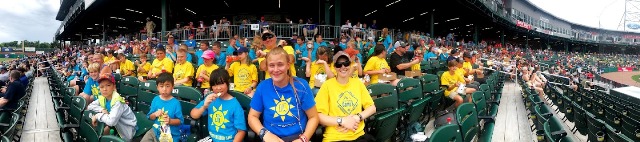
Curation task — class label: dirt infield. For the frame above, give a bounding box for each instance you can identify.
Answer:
[600,71,640,87]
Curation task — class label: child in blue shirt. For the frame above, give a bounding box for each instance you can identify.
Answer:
[191,68,246,142]
[142,72,184,142]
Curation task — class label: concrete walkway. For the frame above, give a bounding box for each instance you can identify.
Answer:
[21,77,61,142]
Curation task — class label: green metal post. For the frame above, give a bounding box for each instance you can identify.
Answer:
[325,0,330,25]
[161,0,167,42]
[430,11,434,38]
[334,0,341,26]
[473,25,479,44]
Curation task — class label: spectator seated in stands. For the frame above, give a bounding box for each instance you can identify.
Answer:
[441,60,474,108]
[388,41,421,85]
[147,47,174,79]
[196,50,220,93]
[142,72,184,142]
[79,63,102,103]
[212,41,227,68]
[303,46,334,90]
[86,73,137,141]
[117,53,135,77]
[0,66,9,86]
[364,45,390,84]
[455,58,480,91]
[195,41,211,66]
[315,51,376,142]
[0,70,26,110]
[190,68,247,142]
[225,47,258,97]
[172,47,194,87]
[17,67,28,87]
[136,54,151,82]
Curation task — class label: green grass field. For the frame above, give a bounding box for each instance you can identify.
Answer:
[0,58,17,62]
[633,74,640,83]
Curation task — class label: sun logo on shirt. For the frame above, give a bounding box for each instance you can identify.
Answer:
[210,105,229,132]
[270,96,295,122]
[90,84,100,96]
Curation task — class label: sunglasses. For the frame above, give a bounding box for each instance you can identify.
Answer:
[334,60,351,68]
[262,33,275,41]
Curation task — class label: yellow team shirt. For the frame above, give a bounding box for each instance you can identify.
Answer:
[173,61,195,86]
[258,46,297,79]
[103,56,115,64]
[411,63,421,71]
[196,64,219,89]
[309,61,329,88]
[455,68,467,83]
[463,61,473,72]
[441,71,465,97]
[151,57,174,75]
[119,59,136,76]
[137,62,151,77]
[228,62,258,92]
[363,56,389,84]
[315,78,374,142]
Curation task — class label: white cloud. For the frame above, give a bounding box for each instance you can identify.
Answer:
[528,0,626,31]
[0,0,60,43]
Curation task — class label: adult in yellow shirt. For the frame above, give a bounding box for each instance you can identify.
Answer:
[196,50,219,93]
[315,52,376,142]
[225,47,258,97]
[148,48,174,79]
[330,44,363,79]
[441,60,474,107]
[363,45,390,84]
[136,54,151,81]
[173,47,195,86]
[257,32,296,79]
[117,53,135,77]
[304,46,334,88]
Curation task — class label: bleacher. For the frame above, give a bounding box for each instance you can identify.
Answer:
[0,67,35,141]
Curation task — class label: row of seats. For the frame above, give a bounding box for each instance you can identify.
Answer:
[544,72,640,142]
[421,68,506,142]
[520,73,575,142]
[0,73,34,142]
[48,67,127,142]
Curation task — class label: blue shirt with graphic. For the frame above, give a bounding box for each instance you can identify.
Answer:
[82,77,100,100]
[250,78,315,137]
[147,96,184,142]
[195,97,246,141]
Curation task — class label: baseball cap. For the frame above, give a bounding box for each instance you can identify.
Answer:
[0,65,6,71]
[202,50,216,60]
[332,51,351,63]
[234,47,249,55]
[98,73,116,84]
[463,52,472,58]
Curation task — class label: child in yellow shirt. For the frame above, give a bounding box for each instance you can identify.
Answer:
[148,48,174,79]
[196,50,220,94]
[136,54,151,81]
[225,47,258,97]
[173,46,195,86]
[363,45,390,84]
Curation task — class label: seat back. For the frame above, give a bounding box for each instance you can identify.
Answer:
[70,96,87,125]
[172,86,202,138]
[114,73,122,91]
[544,116,568,141]
[0,113,19,139]
[397,78,422,102]
[133,112,153,138]
[456,103,479,142]
[429,124,463,142]
[137,80,158,114]
[366,83,404,142]
[367,83,398,113]
[79,111,103,142]
[119,77,140,98]
[420,74,443,110]
[472,91,488,116]
[228,91,257,141]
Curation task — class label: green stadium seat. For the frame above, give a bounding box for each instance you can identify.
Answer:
[78,111,104,142]
[419,74,443,123]
[428,124,462,142]
[229,91,259,142]
[544,117,570,142]
[365,83,405,142]
[137,80,157,114]
[119,77,139,109]
[396,78,428,141]
[172,86,202,141]
[456,103,479,142]
[133,111,153,140]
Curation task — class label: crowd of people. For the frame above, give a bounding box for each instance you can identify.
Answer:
[42,16,640,141]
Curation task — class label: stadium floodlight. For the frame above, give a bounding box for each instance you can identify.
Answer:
[365,10,377,17]
[87,28,93,30]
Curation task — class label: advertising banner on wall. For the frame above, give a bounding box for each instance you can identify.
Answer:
[516,20,532,30]
[618,67,634,72]
[625,22,640,32]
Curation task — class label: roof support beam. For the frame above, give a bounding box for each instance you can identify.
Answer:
[161,0,167,41]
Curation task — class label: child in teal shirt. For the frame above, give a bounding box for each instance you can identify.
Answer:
[141,72,184,142]
[191,68,247,141]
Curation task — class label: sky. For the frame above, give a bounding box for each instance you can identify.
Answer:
[0,0,60,43]
[528,0,627,31]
